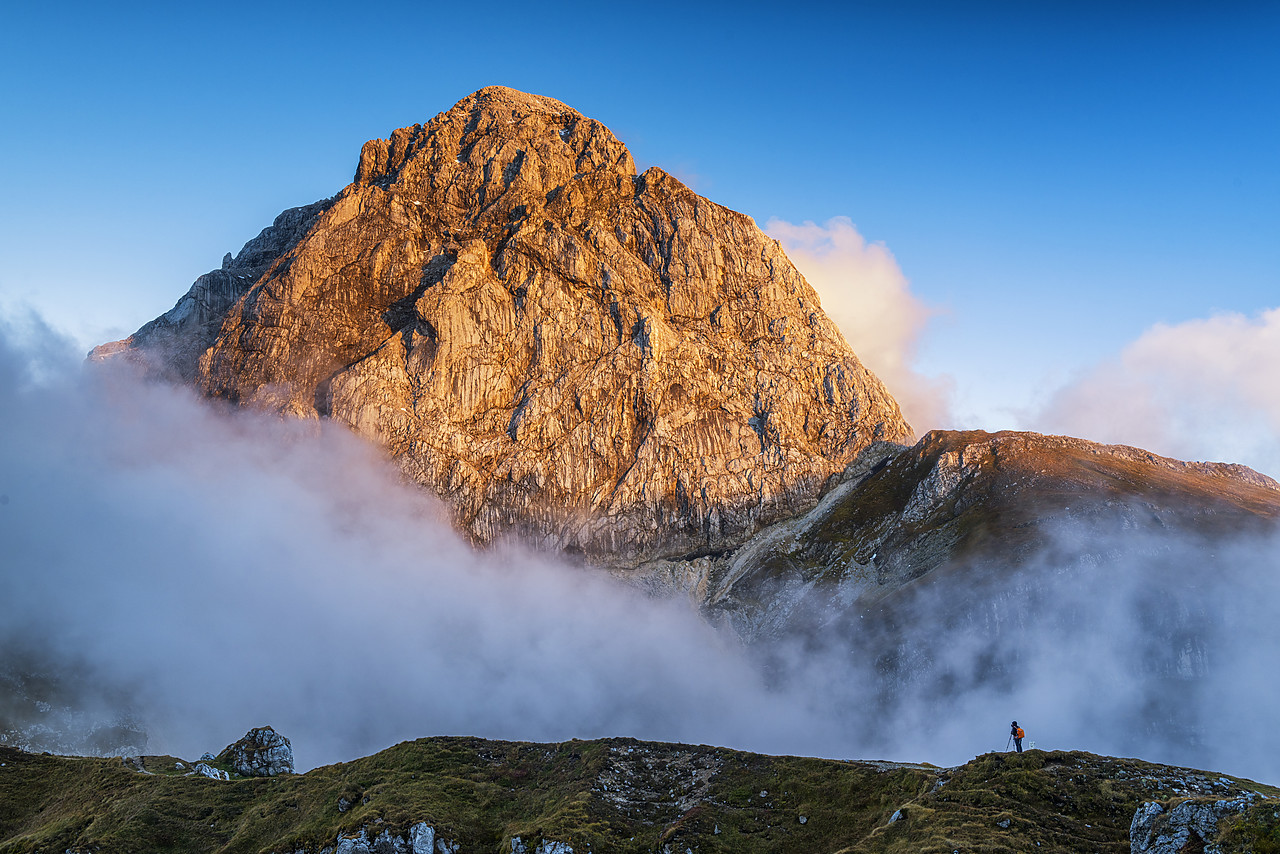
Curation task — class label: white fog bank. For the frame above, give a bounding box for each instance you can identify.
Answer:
[2,314,1278,785]
[0,316,857,770]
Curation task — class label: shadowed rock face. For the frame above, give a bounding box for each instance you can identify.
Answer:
[101,86,911,563]
[89,200,335,381]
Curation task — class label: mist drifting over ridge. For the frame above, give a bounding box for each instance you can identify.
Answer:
[2,316,1279,784]
[0,316,856,770]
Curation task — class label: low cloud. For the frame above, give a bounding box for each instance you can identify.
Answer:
[0,316,857,770]
[766,216,952,433]
[3,314,1278,785]
[1031,307,1280,478]
[776,517,1280,784]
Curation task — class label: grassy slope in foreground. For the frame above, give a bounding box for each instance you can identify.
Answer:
[3,738,1280,854]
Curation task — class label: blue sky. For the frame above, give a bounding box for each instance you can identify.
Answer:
[3,1,1278,469]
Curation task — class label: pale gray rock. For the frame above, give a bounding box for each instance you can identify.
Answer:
[192,761,229,781]
[407,823,435,854]
[511,842,573,854]
[216,725,294,776]
[315,823,442,854]
[1129,793,1263,854]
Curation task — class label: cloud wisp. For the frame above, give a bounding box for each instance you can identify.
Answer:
[766,216,953,433]
[1030,307,1280,478]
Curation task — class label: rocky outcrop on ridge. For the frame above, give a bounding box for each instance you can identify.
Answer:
[319,822,452,854]
[98,86,911,564]
[1130,792,1270,854]
[216,725,294,776]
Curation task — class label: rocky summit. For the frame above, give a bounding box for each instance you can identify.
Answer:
[96,86,910,564]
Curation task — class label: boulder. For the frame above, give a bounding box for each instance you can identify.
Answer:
[192,762,229,781]
[216,725,294,777]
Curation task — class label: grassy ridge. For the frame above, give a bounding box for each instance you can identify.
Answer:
[1,738,1277,853]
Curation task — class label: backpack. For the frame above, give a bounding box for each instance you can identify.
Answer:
[1015,727,1025,739]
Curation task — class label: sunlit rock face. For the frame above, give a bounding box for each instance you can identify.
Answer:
[101,86,911,564]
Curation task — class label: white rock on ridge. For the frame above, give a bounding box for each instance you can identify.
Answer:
[407,823,435,854]
[191,762,229,781]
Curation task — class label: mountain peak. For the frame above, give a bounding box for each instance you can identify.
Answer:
[353,85,634,198]
[453,85,581,117]
[100,88,912,563]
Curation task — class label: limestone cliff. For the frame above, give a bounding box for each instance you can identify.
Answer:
[100,86,912,563]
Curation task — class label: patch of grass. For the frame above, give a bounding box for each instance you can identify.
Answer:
[1218,803,1280,854]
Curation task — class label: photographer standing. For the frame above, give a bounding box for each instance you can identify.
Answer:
[1010,721,1025,753]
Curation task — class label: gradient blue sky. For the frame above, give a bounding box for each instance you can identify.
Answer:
[3,2,1277,464]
